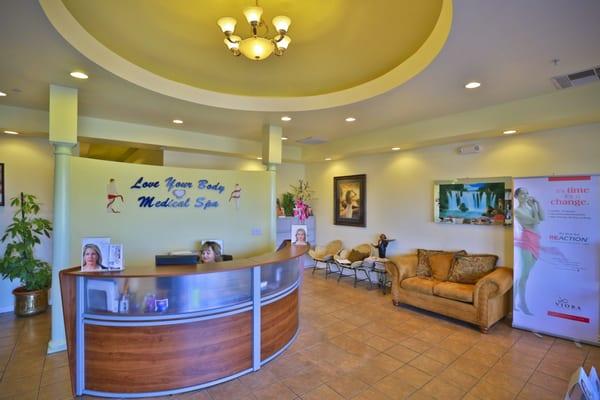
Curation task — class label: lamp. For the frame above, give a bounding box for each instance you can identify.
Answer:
[217,1,291,61]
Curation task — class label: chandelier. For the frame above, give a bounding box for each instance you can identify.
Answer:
[217,2,291,61]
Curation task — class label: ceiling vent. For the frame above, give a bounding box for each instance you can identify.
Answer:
[297,136,328,144]
[552,66,600,89]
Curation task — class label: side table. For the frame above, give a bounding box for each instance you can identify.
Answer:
[364,257,390,294]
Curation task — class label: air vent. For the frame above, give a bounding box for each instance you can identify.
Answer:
[552,66,600,89]
[297,136,328,144]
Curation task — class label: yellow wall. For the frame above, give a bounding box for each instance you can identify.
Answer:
[0,136,54,312]
[69,157,274,267]
[306,124,600,266]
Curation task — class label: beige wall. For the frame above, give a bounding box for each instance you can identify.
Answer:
[0,136,54,312]
[306,124,600,266]
[163,150,306,203]
[69,157,274,266]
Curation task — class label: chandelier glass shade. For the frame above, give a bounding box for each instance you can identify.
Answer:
[217,4,291,61]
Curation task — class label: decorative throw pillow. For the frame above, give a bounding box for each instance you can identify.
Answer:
[416,249,466,277]
[347,249,369,263]
[447,254,499,284]
[428,253,456,281]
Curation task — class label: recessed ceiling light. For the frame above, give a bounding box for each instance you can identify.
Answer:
[281,116,292,122]
[391,147,401,151]
[465,81,481,89]
[325,157,332,161]
[345,117,356,122]
[172,119,183,124]
[70,71,88,79]
[503,129,517,135]
[257,157,263,160]
[0,91,6,97]
[4,130,19,135]
[281,136,288,141]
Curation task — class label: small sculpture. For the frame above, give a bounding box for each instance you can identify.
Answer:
[372,234,395,258]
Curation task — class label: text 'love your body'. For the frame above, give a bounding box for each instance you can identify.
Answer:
[130,177,225,209]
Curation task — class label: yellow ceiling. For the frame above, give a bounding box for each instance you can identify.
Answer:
[61,0,444,97]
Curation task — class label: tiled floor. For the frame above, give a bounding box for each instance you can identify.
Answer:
[0,269,598,399]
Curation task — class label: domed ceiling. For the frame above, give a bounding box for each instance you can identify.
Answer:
[44,0,451,111]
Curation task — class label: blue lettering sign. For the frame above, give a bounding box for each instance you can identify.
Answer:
[197,179,225,194]
[131,177,160,189]
[165,177,193,193]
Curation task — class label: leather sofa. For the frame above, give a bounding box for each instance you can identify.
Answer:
[385,254,513,333]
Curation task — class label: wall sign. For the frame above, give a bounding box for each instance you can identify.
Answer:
[130,176,227,210]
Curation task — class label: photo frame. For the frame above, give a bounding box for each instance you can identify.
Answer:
[0,163,4,206]
[291,224,308,245]
[433,177,512,225]
[81,237,110,271]
[334,174,366,227]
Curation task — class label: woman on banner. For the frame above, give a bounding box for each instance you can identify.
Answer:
[514,187,544,315]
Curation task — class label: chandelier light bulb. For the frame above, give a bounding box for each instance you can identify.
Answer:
[272,15,291,33]
[224,35,241,55]
[275,35,291,51]
[243,6,263,25]
[218,5,291,61]
[240,37,274,60]
[217,17,237,34]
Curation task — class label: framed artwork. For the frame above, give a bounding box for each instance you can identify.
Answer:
[291,224,308,245]
[0,163,4,206]
[433,177,512,225]
[334,174,366,227]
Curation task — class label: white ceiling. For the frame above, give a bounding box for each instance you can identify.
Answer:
[0,0,599,148]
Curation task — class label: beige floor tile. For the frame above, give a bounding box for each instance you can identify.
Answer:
[282,367,327,396]
[385,344,420,363]
[390,364,433,389]
[325,374,369,399]
[373,375,418,400]
[516,382,562,400]
[419,377,465,400]
[37,378,73,400]
[438,365,478,391]
[238,367,280,391]
[468,380,516,400]
[301,384,344,400]
[527,371,568,395]
[399,337,433,354]
[253,382,297,400]
[422,347,458,365]
[408,355,445,376]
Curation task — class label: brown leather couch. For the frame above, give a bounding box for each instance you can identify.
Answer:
[385,255,513,333]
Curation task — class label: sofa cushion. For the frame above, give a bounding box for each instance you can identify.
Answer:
[448,254,498,284]
[348,249,369,263]
[416,249,467,277]
[428,253,456,281]
[433,281,474,303]
[401,277,438,295]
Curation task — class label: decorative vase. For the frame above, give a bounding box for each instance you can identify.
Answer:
[12,287,48,317]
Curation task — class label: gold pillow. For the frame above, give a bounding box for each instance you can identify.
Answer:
[447,254,498,284]
[428,253,456,281]
[348,249,369,263]
[416,249,466,277]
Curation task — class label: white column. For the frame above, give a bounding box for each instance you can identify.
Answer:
[263,125,282,249]
[47,143,73,353]
[47,85,77,354]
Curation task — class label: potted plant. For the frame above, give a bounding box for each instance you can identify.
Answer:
[281,192,295,217]
[0,192,52,316]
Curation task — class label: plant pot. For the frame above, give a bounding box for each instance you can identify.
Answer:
[12,287,48,317]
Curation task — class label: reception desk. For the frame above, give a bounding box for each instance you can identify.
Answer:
[60,243,307,398]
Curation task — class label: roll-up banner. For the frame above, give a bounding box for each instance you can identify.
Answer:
[513,175,599,345]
